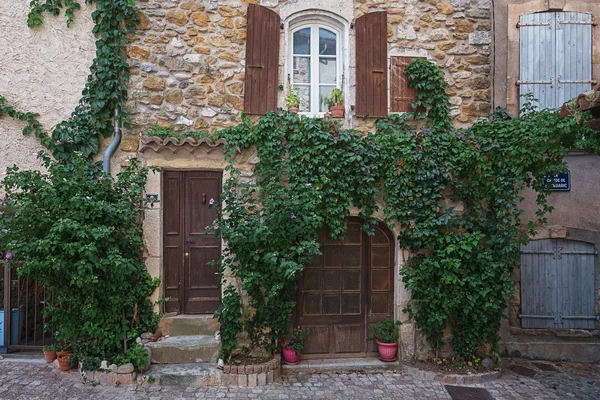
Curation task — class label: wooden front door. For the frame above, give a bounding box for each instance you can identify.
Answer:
[163,171,221,314]
[297,220,395,358]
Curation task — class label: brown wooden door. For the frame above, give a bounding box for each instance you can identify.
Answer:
[297,219,395,358]
[163,171,221,314]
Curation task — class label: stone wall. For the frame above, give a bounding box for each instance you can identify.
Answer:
[0,2,96,191]
[126,0,493,140]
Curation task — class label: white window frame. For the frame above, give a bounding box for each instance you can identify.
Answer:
[285,12,349,118]
[290,22,342,116]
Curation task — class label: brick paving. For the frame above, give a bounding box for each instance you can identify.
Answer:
[0,361,598,399]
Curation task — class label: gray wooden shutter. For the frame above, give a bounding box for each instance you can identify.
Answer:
[519,13,556,110]
[555,12,594,106]
[520,239,596,329]
[519,12,594,110]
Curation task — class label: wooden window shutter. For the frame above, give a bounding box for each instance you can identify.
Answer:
[355,11,388,118]
[390,56,418,113]
[244,5,280,115]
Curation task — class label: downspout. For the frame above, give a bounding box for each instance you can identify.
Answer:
[103,107,121,174]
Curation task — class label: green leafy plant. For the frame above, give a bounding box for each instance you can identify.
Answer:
[368,318,401,344]
[43,344,59,351]
[283,327,310,354]
[0,152,160,369]
[328,88,344,107]
[214,284,242,362]
[147,124,220,142]
[285,87,301,108]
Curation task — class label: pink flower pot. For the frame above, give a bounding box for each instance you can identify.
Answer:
[376,340,398,362]
[281,340,301,365]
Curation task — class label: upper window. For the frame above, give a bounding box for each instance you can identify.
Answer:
[518,12,594,111]
[291,24,341,115]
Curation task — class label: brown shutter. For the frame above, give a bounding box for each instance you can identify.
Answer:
[355,12,388,118]
[390,56,418,113]
[244,5,280,115]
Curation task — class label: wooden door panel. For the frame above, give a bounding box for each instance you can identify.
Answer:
[302,325,330,355]
[163,171,222,315]
[334,324,364,353]
[184,171,221,314]
[163,172,184,313]
[297,220,395,358]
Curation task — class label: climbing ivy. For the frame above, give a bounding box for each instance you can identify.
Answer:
[0,0,139,161]
[210,60,597,361]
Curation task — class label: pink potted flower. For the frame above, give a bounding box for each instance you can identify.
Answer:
[281,327,310,365]
[369,318,401,362]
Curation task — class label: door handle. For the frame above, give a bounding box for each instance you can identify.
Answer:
[185,252,189,257]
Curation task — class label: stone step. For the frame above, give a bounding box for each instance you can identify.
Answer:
[146,335,221,364]
[146,363,222,387]
[157,314,220,337]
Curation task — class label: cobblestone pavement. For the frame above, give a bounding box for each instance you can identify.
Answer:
[0,361,598,400]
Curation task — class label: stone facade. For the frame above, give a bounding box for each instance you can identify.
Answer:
[125,0,493,140]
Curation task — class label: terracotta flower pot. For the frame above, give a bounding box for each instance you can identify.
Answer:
[43,350,57,363]
[376,339,398,362]
[56,350,72,358]
[329,105,344,119]
[58,355,71,371]
[288,107,299,114]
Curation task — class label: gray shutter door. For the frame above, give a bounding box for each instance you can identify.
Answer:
[555,12,594,107]
[520,239,596,329]
[519,13,556,110]
[520,239,557,329]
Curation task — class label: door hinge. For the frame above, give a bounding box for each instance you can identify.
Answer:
[557,16,596,29]
[517,19,552,29]
[516,78,554,88]
[557,76,597,88]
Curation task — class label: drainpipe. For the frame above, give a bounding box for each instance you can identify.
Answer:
[103,107,122,174]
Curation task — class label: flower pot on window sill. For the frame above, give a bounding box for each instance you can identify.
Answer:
[329,105,344,118]
[288,107,299,114]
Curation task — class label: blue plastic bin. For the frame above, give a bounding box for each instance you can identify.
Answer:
[0,308,24,346]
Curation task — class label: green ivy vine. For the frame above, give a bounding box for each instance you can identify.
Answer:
[210,60,598,361]
[0,0,139,161]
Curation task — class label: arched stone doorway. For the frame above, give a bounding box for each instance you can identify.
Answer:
[296,218,395,358]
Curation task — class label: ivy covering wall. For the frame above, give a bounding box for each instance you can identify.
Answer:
[211,60,599,361]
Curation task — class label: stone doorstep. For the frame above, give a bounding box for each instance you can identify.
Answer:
[146,335,220,364]
[83,370,139,386]
[147,363,222,387]
[282,357,401,373]
[156,314,221,337]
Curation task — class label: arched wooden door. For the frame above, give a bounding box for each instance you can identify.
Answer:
[296,219,395,358]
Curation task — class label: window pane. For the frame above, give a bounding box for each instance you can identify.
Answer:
[319,58,337,84]
[319,86,334,113]
[319,28,336,56]
[294,28,311,55]
[293,57,311,84]
[296,86,311,112]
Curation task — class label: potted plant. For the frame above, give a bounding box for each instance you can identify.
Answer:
[369,318,401,362]
[281,327,310,365]
[42,345,58,363]
[328,88,344,118]
[57,354,72,371]
[286,87,301,114]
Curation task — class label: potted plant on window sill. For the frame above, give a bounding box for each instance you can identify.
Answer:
[328,88,344,118]
[281,327,310,365]
[369,318,401,362]
[286,87,301,114]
